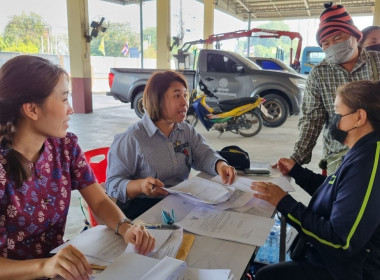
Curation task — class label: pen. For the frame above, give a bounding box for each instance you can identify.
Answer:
[152,173,157,190]
[142,223,180,230]
[90,264,107,270]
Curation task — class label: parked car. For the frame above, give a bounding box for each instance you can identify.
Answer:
[107,49,306,127]
[248,57,298,74]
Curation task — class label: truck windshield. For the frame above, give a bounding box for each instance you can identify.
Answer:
[235,54,262,70]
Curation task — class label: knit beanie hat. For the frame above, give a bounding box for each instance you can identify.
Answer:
[316,2,362,46]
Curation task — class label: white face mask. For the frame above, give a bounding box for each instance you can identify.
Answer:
[324,36,356,64]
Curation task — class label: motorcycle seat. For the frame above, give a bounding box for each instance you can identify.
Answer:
[218,97,258,112]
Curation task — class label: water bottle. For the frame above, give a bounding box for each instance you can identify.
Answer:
[267,230,276,263]
[256,238,269,262]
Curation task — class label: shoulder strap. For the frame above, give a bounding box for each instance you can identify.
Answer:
[368,52,379,81]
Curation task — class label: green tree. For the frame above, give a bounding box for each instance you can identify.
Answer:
[3,12,50,53]
[249,21,294,63]
[0,35,5,51]
[143,27,157,58]
[90,21,139,57]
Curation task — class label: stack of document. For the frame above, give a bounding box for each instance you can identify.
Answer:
[95,253,232,280]
[177,207,274,246]
[165,176,233,204]
[51,225,182,266]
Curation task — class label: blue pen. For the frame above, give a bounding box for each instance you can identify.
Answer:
[143,223,179,230]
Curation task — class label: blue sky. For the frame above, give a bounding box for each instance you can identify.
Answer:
[0,0,374,47]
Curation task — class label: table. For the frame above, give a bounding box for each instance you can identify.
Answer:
[136,172,279,279]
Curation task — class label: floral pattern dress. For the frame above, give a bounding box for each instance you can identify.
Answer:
[0,133,96,260]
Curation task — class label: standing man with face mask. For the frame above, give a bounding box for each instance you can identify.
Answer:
[281,2,380,175]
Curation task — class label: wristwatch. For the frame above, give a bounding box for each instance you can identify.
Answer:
[114,217,133,235]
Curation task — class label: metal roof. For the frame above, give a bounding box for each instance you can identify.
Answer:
[211,0,375,21]
[100,0,375,21]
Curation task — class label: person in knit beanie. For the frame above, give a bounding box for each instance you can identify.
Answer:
[276,1,380,179]
[316,2,362,47]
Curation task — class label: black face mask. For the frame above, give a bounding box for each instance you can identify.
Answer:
[365,44,380,52]
[328,112,357,144]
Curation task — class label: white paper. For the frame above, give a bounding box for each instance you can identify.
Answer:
[51,225,125,266]
[125,228,175,257]
[95,253,230,280]
[177,208,274,246]
[213,189,253,211]
[51,225,175,265]
[165,176,231,204]
[152,227,184,259]
[235,175,295,192]
[181,267,230,280]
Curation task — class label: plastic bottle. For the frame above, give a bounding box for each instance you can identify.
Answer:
[267,230,276,263]
[256,238,269,262]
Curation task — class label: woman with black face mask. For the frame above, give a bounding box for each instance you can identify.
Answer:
[359,25,380,52]
[251,81,380,280]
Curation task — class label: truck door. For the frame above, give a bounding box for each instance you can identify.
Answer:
[200,52,246,108]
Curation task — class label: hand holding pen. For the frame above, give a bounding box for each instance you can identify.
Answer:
[140,174,168,197]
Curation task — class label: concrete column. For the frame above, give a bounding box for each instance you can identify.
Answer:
[156,0,171,69]
[203,0,215,49]
[66,0,93,113]
[374,0,380,26]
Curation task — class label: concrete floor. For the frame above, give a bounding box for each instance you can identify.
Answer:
[64,93,323,240]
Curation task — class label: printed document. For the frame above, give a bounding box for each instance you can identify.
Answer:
[177,208,274,246]
[95,253,231,280]
[165,176,232,204]
[51,225,177,265]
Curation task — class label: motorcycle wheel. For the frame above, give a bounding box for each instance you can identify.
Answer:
[185,112,198,127]
[237,110,262,137]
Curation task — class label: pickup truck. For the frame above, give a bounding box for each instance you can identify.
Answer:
[107,49,306,127]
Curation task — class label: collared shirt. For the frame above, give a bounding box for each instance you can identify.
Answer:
[105,114,224,203]
[292,48,380,164]
[0,133,96,260]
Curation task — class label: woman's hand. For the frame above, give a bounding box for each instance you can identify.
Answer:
[140,177,168,197]
[41,244,92,280]
[124,224,156,255]
[273,158,296,175]
[216,160,237,184]
[251,182,287,207]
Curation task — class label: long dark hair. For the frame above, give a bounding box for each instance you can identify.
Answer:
[0,55,67,187]
[337,80,380,131]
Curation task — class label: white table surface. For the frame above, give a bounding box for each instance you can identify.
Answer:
[136,172,278,279]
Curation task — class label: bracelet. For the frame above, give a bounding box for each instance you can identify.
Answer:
[114,218,132,235]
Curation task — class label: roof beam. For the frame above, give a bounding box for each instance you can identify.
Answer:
[236,0,257,18]
[303,0,311,16]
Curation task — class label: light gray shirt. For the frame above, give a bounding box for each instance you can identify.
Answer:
[105,114,224,202]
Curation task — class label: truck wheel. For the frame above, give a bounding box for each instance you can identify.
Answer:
[237,110,262,137]
[185,106,198,126]
[133,91,145,118]
[261,94,289,127]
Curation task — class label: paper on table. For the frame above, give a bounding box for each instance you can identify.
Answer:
[182,267,231,280]
[177,208,275,246]
[125,228,177,258]
[95,253,230,280]
[51,225,125,266]
[213,189,253,211]
[51,225,174,265]
[165,176,232,204]
[152,227,184,259]
[235,175,295,192]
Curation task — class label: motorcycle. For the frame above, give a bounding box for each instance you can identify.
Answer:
[186,81,265,137]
